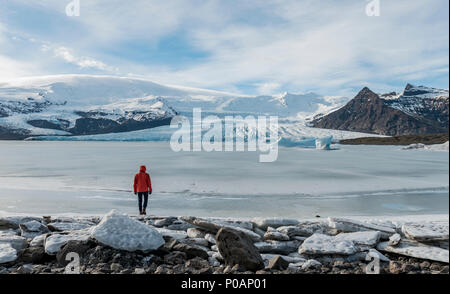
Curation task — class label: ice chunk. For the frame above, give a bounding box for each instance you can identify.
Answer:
[299,233,357,255]
[0,243,17,264]
[44,229,91,255]
[91,210,164,252]
[155,228,187,240]
[300,231,381,255]
[388,233,401,246]
[0,235,28,251]
[251,218,300,230]
[377,240,449,263]
[402,223,449,242]
[315,136,332,150]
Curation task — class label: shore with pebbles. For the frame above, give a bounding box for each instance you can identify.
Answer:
[0,211,448,274]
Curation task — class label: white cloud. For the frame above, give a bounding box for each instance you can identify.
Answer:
[0,0,448,95]
[52,46,117,72]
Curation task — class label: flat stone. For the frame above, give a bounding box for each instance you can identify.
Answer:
[402,223,449,242]
[154,228,187,240]
[181,217,261,242]
[299,233,357,255]
[47,221,94,232]
[264,231,290,241]
[254,240,300,255]
[377,240,449,263]
[188,238,209,247]
[267,256,289,270]
[251,218,300,230]
[334,231,382,247]
[300,231,382,255]
[261,253,306,265]
[328,217,396,236]
[153,217,177,228]
[205,218,254,230]
[276,225,315,237]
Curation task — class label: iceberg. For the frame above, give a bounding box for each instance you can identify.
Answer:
[315,136,333,150]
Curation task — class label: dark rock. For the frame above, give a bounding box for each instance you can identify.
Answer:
[389,261,403,274]
[185,257,210,270]
[18,247,49,264]
[231,264,247,273]
[267,256,289,270]
[164,251,187,265]
[216,227,264,271]
[57,240,95,266]
[172,242,209,260]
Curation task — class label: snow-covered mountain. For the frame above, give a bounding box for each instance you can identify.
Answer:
[0,75,348,140]
[381,84,449,128]
[313,85,449,136]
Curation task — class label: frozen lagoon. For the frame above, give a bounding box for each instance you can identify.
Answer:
[0,141,448,218]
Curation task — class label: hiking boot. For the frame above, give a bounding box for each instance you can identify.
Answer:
[142,210,147,215]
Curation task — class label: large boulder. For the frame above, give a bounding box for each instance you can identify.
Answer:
[91,210,164,252]
[216,227,264,271]
[0,243,17,264]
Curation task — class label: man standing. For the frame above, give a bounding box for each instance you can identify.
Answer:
[133,165,152,215]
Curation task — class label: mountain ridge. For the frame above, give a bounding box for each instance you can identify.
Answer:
[312,84,449,136]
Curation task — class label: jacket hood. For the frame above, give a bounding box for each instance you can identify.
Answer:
[139,165,146,172]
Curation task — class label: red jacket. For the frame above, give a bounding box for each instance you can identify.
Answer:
[134,165,152,193]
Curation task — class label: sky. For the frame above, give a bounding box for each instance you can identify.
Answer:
[0,0,448,97]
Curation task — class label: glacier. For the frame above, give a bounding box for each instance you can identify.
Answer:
[0,74,382,146]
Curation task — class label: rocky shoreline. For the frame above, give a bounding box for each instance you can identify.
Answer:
[0,211,448,275]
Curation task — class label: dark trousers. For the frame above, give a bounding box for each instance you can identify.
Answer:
[137,192,149,212]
